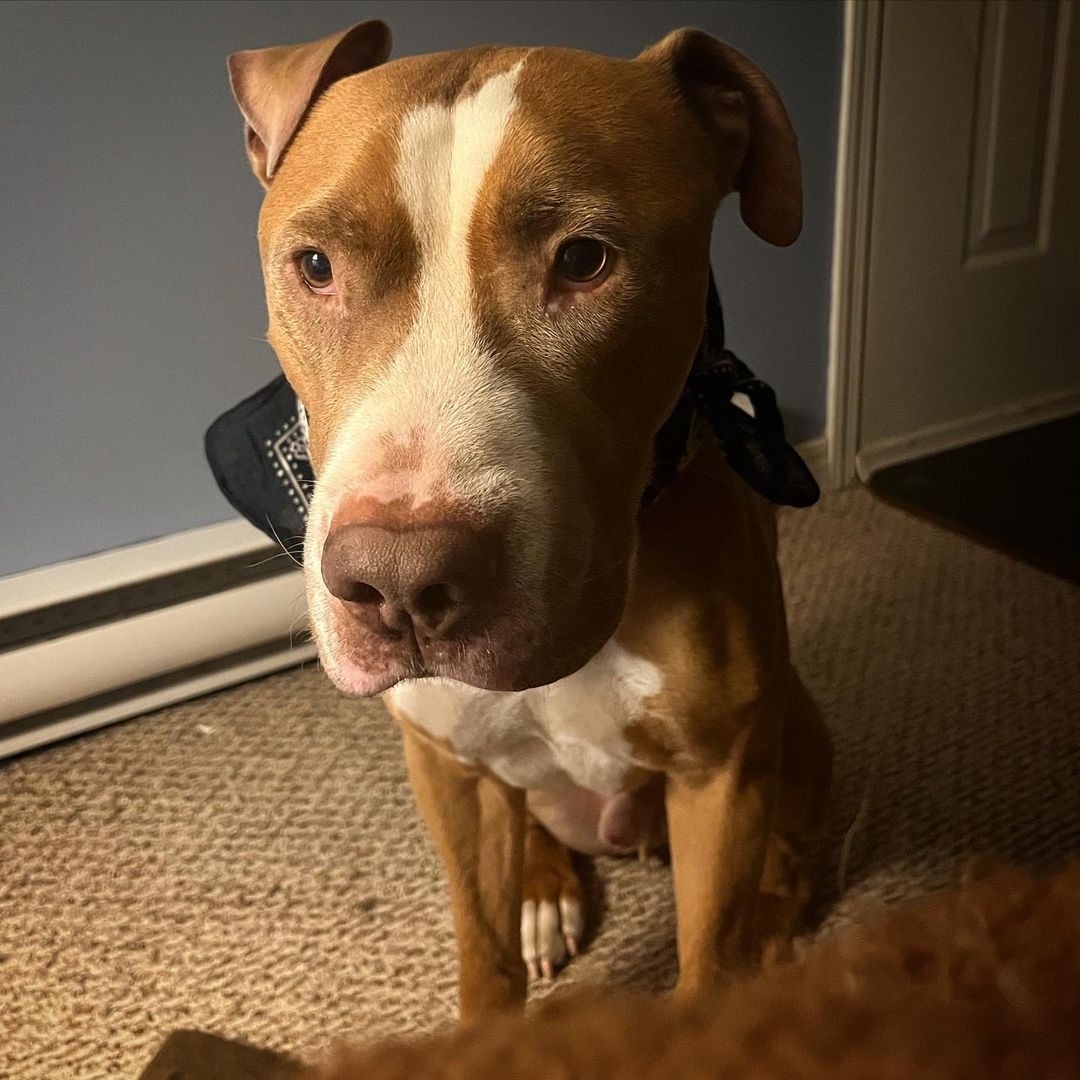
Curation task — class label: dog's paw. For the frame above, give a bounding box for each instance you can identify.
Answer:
[522,824,585,981]
[521,891,585,982]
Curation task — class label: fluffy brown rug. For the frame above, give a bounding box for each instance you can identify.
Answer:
[319,863,1080,1080]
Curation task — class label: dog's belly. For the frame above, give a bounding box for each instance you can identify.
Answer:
[387,638,663,795]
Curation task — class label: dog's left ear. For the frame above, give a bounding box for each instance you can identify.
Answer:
[227,20,392,186]
[640,28,801,246]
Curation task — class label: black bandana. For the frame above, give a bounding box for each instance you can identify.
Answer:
[205,270,818,560]
[644,271,819,509]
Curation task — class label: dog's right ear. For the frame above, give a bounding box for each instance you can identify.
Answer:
[227,20,392,187]
[639,29,801,246]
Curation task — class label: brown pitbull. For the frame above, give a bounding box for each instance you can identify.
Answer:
[228,19,831,1020]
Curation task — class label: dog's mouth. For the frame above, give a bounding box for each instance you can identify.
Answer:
[316,619,577,696]
[312,557,629,697]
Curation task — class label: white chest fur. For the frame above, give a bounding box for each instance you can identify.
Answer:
[386,640,663,795]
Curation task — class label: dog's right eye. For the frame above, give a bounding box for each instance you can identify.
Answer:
[298,250,336,294]
[554,237,608,284]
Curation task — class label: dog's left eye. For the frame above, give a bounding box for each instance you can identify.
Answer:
[298,250,336,294]
[554,237,608,284]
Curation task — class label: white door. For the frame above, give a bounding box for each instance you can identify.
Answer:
[855,0,1080,477]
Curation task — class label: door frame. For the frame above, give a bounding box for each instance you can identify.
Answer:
[826,0,1080,487]
[826,0,885,490]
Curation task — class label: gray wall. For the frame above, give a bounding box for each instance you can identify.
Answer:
[0,0,841,577]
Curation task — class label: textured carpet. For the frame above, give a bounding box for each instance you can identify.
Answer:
[1,486,1078,1080]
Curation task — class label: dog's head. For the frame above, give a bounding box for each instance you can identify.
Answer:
[228,21,800,695]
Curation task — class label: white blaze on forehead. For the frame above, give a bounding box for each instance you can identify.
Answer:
[398,61,524,262]
[312,57,549,588]
[354,60,534,510]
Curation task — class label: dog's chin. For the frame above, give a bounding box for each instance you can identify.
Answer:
[318,642,602,697]
[316,606,621,697]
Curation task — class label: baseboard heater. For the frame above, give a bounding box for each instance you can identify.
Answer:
[0,520,315,760]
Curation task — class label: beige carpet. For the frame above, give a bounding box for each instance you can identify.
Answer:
[1,486,1078,1079]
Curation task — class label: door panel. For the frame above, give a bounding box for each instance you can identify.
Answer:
[965,0,1062,264]
[857,0,1079,470]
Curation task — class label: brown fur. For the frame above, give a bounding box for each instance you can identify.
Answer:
[229,20,826,1017]
[384,438,832,1016]
[316,863,1080,1079]
[400,721,528,1018]
[522,815,583,913]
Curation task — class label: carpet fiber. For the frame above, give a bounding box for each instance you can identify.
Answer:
[2,486,1078,1079]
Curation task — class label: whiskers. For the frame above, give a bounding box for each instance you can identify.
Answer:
[258,516,305,569]
[287,603,313,649]
[246,547,301,570]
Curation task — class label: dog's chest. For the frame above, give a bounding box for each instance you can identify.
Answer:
[387,641,663,794]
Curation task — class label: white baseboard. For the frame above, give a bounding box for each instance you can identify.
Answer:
[0,638,317,760]
[0,517,276,620]
[855,385,1080,479]
[0,517,314,758]
[0,571,311,726]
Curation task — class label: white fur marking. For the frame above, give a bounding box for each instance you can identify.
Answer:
[312,59,549,592]
[387,639,665,795]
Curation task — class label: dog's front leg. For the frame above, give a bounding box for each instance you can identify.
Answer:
[400,721,527,1020]
[666,722,780,998]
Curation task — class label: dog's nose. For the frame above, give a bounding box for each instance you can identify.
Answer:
[320,520,501,640]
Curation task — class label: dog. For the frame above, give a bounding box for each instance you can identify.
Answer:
[315,863,1080,1079]
[227,19,832,1019]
